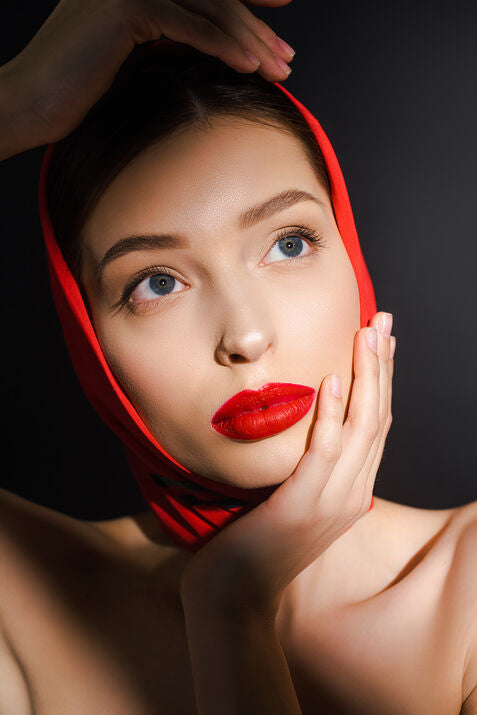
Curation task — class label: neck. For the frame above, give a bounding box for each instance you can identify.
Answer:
[124,496,387,616]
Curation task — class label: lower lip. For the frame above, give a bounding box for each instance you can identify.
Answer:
[211,394,315,441]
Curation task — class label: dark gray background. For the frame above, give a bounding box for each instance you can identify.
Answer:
[2,0,476,519]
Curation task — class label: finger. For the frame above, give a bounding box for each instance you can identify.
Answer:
[135,0,263,75]
[363,409,392,504]
[350,312,392,505]
[362,334,395,500]
[175,0,294,80]
[229,0,295,78]
[218,0,296,64]
[268,373,344,519]
[359,314,393,499]
[230,1,295,60]
[331,327,381,501]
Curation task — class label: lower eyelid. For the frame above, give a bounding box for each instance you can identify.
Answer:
[126,288,185,315]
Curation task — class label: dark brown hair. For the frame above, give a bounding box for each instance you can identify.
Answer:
[46,40,331,283]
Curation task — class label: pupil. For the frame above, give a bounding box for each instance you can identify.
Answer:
[149,274,174,296]
[279,235,302,258]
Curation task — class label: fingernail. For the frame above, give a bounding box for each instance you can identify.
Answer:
[331,374,342,398]
[276,37,295,58]
[367,327,378,353]
[273,54,292,75]
[245,51,261,66]
[379,312,393,337]
[390,336,396,359]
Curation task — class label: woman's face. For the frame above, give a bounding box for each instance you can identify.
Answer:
[80,117,360,488]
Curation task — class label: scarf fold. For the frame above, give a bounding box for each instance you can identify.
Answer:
[38,40,377,552]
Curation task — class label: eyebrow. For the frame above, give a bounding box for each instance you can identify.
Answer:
[95,188,325,283]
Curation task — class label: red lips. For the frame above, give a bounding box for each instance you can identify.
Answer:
[211,382,316,440]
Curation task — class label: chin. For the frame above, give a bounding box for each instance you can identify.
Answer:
[190,425,311,490]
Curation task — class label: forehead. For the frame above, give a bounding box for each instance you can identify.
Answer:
[82,118,331,247]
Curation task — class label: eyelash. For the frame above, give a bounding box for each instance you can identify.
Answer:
[116,224,326,315]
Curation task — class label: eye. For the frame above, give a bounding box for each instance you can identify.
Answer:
[117,224,325,315]
[266,233,313,264]
[264,225,325,265]
[129,271,186,304]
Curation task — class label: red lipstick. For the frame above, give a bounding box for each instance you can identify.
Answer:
[211,382,316,441]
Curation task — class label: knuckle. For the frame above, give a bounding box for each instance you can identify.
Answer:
[317,435,341,462]
[204,0,225,15]
[354,412,379,442]
[365,416,380,441]
[316,491,340,521]
[360,494,373,517]
[205,1,235,27]
[383,414,392,435]
[196,15,223,41]
[347,489,367,520]
[345,494,362,522]
[378,401,388,423]
[369,358,380,378]
[249,15,278,44]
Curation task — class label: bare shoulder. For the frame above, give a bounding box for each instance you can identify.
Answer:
[443,499,477,711]
[0,490,195,714]
[0,485,98,536]
[0,485,119,604]
[447,499,477,609]
[0,486,177,596]
[0,488,100,715]
[452,498,477,574]
[0,616,33,714]
[0,486,114,566]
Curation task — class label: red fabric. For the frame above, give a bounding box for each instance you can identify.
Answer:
[38,42,377,552]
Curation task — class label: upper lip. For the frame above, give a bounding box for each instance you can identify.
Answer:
[211,382,316,424]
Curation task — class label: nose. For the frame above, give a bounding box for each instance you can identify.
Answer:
[214,284,274,366]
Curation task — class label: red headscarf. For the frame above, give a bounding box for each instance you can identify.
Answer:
[38,41,377,552]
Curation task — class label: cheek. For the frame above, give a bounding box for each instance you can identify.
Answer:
[304,249,360,396]
[95,316,191,430]
[333,260,361,400]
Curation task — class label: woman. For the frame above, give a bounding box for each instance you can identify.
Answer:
[0,1,476,713]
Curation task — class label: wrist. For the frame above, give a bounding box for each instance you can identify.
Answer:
[182,585,300,715]
[0,59,46,159]
[181,567,280,625]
